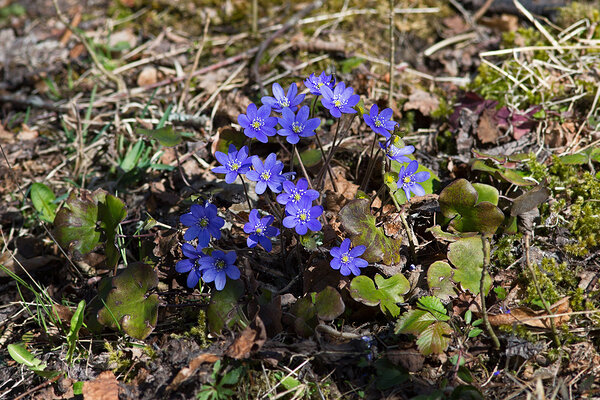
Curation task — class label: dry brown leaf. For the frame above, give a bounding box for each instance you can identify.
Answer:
[480,14,519,32]
[403,90,440,116]
[476,108,499,144]
[18,124,38,141]
[166,353,220,391]
[488,297,571,328]
[225,314,267,359]
[82,371,119,400]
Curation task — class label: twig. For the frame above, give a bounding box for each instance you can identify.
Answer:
[315,324,362,339]
[13,374,61,400]
[524,233,561,347]
[473,0,495,21]
[513,0,564,54]
[252,0,324,93]
[424,32,478,57]
[481,235,501,350]
[178,18,210,111]
[52,0,126,92]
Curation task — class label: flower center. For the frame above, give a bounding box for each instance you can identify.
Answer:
[299,212,308,221]
[292,122,303,133]
[317,82,324,88]
[341,254,350,263]
[199,217,209,228]
[333,95,346,109]
[228,161,240,171]
[403,176,412,185]
[293,192,302,202]
[260,171,271,181]
[254,222,265,235]
[375,117,383,127]
[279,97,290,107]
[215,259,226,270]
[251,118,264,130]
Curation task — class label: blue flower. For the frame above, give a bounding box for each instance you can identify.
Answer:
[180,202,225,247]
[379,138,415,163]
[396,160,430,201]
[238,103,278,143]
[320,82,360,118]
[304,71,335,96]
[277,106,320,144]
[261,82,305,113]
[330,238,368,276]
[175,243,205,288]
[245,153,286,194]
[244,209,280,252]
[198,250,240,291]
[282,197,323,235]
[276,178,319,211]
[211,144,254,184]
[364,104,397,138]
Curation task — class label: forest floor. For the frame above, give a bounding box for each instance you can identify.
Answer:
[1,0,600,399]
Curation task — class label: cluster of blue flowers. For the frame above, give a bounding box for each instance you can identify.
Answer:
[176,202,239,291]
[176,71,432,290]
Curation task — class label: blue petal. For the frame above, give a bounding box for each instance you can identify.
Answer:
[186,270,200,288]
[214,272,227,290]
[176,259,193,273]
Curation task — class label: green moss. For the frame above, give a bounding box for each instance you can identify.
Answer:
[492,235,521,269]
[557,2,600,35]
[187,309,211,348]
[527,155,600,256]
[522,257,579,307]
[430,96,454,120]
[104,341,132,373]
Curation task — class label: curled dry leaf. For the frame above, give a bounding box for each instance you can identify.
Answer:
[225,314,267,359]
[82,371,119,400]
[166,353,220,392]
[488,297,571,329]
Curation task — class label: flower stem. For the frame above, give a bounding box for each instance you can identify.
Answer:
[294,145,314,189]
[316,114,356,190]
[399,212,417,264]
[360,133,380,191]
[524,233,561,347]
[310,95,337,190]
[239,176,253,212]
[481,235,501,350]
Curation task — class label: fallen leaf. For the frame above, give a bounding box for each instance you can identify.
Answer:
[82,371,119,400]
[166,353,220,391]
[403,90,440,116]
[18,124,38,141]
[480,14,519,32]
[488,297,571,328]
[477,108,499,144]
[225,314,267,359]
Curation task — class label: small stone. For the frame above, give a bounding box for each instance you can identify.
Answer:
[137,67,158,86]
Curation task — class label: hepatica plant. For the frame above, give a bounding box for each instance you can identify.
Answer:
[172,70,455,355]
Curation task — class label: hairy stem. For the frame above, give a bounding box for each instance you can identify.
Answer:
[399,212,417,264]
[481,235,500,350]
[239,176,253,212]
[360,133,380,191]
[524,233,561,347]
